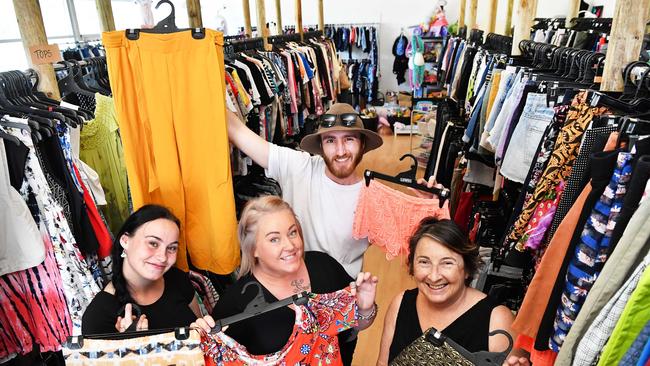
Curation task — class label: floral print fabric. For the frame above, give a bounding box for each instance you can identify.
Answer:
[505,92,609,252]
[202,287,357,366]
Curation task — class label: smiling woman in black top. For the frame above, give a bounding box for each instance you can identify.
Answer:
[377,218,530,366]
[192,195,379,366]
[82,205,200,334]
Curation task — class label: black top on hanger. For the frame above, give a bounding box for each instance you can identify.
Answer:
[421,327,513,366]
[125,0,205,40]
[364,153,450,204]
[210,281,309,334]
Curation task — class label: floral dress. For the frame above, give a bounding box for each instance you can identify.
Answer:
[202,287,358,365]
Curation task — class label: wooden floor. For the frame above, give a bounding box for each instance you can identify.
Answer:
[351,133,424,365]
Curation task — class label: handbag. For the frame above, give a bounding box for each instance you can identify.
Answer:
[340,65,351,90]
[62,327,205,365]
[390,327,513,366]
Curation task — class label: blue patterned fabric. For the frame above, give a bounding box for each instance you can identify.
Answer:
[621,320,650,365]
[550,152,634,351]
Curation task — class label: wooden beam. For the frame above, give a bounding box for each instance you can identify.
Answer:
[256,0,269,49]
[468,0,478,29]
[317,0,324,31]
[275,0,283,34]
[601,0,650,91]
[186,0,203,28]
[488,0,498,33]
[566,0,580,21]
[12,0,60,100]
[95,0,115,32]
[459,0,467,28]
[242,0,252,37]
[511,0,538,55]
[295,0,303,40]
[505,0,514,36]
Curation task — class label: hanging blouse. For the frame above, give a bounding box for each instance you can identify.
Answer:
[202,287,357,366]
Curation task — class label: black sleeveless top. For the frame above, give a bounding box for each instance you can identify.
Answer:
[388,288,500,363]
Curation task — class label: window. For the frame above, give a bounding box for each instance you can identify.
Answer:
[0,0,27,71]
[74,0,102,36]
[40,0,74,38]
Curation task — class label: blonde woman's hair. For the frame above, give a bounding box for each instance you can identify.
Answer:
[237,195,303,278]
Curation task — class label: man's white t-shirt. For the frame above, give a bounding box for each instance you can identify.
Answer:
[266,144,369,277]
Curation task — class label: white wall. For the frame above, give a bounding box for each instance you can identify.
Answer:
[126,0,619,92]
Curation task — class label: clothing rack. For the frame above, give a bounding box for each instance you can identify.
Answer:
[267,30,323,45]
[224,37,265,58]
[483,33,513,55]
[326,22,380,27]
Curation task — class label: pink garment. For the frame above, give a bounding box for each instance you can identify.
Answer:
[521,181,565,250]
[353,180,447,259]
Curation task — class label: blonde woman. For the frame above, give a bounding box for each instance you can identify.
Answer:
[194,195,378,365]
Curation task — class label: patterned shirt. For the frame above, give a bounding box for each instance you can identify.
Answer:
[202,287,357,366]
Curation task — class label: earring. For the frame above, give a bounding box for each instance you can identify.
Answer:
[121,251,127,258]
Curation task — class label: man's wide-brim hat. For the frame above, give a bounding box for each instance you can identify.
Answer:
[299,103,383,155]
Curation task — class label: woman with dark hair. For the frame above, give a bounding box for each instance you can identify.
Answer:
[376,218,530,366]
[81,205,201,334]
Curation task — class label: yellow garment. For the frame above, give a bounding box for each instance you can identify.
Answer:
[486,70,501,118]
[79,93,130,234]
[102,29,240,274]
[230,69,251,109]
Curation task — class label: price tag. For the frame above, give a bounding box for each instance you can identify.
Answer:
[60,101,79,111]
[28,44,62,65]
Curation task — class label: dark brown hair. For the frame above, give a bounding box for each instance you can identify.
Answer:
[111,205,180,306]
[407,218,480,285]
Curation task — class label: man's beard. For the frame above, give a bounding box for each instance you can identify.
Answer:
[323,151,364,179]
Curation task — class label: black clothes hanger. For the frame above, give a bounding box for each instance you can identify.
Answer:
[64,325,194,345]
[57,60,95,99]
[125,0,205,40]
[0,128,21,146]
[0,117,44,143]
[210,281,309,334]
[618,116,650,149]
[391,327,513,366]
[364,153,450,204]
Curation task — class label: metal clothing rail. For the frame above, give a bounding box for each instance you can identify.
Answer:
[325,22,380,27]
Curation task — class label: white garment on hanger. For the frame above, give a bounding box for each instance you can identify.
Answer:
[0,138,45,276]
[68,124,107,206]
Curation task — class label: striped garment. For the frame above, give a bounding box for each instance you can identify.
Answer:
[549,151,633,351]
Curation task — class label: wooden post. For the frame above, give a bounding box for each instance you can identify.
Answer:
[567,0,580,22]
[468,0,478,29]
[256,0,270,49]
[511,0,538,56]
[275,0,283,34]
[318,0,324,31]
[488,0,498,33]
[242,0,252,37]
[459,0,467,28]
[295,0,303,40]
[12,0,60,100]
[601,0,650,91]
[505,0,514,36]
[95,0,116,32]
[186,0,203,28]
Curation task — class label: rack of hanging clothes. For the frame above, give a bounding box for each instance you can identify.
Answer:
[494,58,650,366]
[531,17,612,52]
[324,23,379,109]
[59,39,106,61]
[427,35,620,313]
[434,33,650,365]
[223,31,341,216]
[0,66,123,364]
